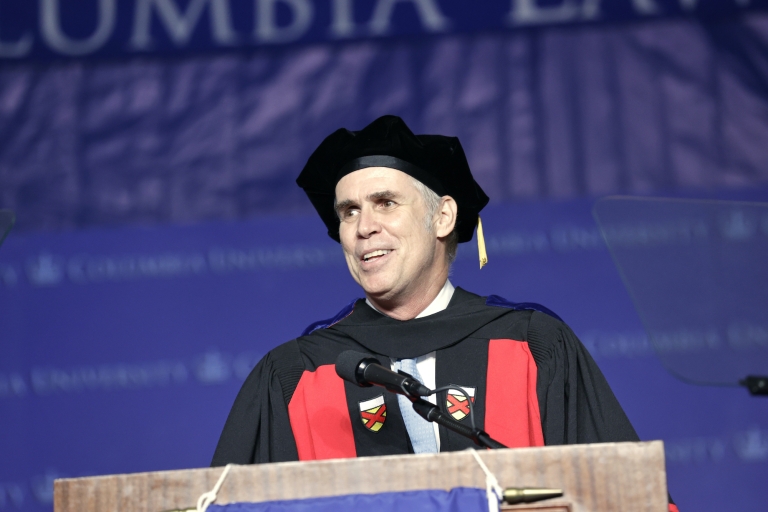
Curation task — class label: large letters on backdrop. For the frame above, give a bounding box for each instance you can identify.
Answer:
[0,0,764,60]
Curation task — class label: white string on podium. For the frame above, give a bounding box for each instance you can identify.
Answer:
[468,449,502,512]
[197,463,234,512]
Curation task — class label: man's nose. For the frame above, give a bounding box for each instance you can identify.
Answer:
[356,208,381,238]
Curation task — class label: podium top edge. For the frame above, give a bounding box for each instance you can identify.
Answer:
[54,440,664,484]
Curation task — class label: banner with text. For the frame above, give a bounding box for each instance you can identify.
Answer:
[1,0,767,61]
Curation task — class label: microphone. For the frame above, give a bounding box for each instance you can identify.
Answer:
[335,350,431,398]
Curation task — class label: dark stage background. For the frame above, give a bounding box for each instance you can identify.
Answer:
[1,1,768,511]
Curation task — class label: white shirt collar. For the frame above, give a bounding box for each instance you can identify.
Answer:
[365,280,455,319]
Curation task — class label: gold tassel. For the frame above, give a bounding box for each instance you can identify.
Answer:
[477,216,488,269]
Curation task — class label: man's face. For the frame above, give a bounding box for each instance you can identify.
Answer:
[335,167,443,302]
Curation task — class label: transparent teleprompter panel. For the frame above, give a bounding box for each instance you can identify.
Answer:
[593,197,768,387]
[0,210,14,249]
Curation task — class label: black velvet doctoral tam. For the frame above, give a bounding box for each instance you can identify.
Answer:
[296,115,489,244]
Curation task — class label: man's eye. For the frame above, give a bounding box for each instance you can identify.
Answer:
[382,200,396,208]
[344,209,359,218]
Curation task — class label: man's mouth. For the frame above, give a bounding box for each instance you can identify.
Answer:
[362,249,392,262]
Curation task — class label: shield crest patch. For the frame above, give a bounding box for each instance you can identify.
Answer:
[446,386,475,421]
[359,395,387,432]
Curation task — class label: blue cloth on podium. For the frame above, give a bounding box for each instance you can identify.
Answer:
[207,487,488,512]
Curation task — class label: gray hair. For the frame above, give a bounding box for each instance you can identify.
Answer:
[410,178,459,264]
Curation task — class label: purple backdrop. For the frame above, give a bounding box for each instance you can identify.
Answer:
[3,14,768,231]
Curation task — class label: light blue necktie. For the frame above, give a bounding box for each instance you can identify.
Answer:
[393,358,438,454]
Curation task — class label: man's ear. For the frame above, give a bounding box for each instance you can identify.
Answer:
[435,196,458,238]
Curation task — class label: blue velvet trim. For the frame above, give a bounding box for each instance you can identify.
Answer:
[301,299,358,336]
[207,487,489,512]
[485,295,563,322]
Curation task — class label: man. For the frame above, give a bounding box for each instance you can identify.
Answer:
[211,115,640,464]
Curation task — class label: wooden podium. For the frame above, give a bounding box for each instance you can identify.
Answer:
[54,441,669,512]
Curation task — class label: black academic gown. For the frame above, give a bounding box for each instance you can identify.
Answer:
[211,288,640,465]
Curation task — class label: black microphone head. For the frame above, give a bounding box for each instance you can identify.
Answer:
[335,350,376,386]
